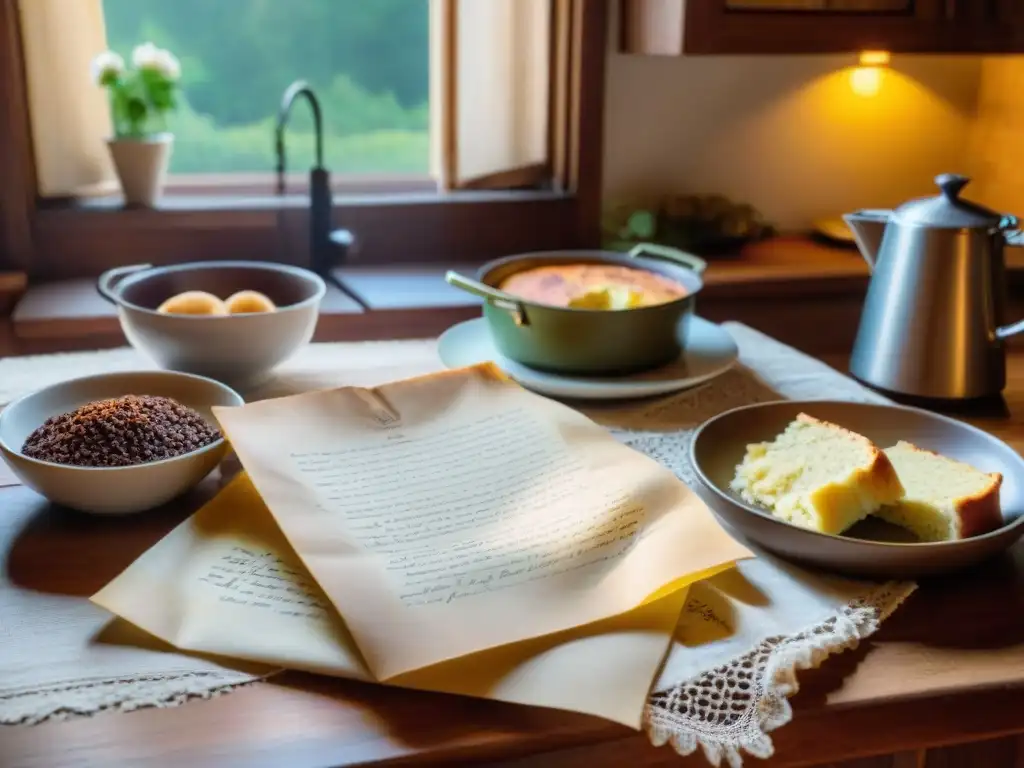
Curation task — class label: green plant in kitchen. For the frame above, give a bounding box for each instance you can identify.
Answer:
[91,43,181,208]
[602,203,658,251]
[602,194,775,256]
[92,43,180,138]
[660,194,774,255]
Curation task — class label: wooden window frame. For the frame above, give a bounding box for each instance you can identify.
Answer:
[0,0,607,282]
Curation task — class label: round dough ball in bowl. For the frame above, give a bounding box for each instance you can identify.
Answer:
[225,290,277,314]
[157,290,229,316]
[97,261,325,389]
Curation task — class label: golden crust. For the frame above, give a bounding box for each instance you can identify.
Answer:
[795,413,906,505]
[498,264,688,308]
[857,448,906,506]
[895,441,1003,539]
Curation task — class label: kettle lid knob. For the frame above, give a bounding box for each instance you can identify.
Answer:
[935,173,970,201]
[894,173,1005,229]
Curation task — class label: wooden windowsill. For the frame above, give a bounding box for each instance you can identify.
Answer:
[39,188,570,214]
[6,235,1023,358]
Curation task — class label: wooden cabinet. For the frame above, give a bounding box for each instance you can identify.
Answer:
[621,0,1024,55]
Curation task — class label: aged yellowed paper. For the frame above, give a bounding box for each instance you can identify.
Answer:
[92,473,371,681]
[93,472,691,728]
[211,365,752,680]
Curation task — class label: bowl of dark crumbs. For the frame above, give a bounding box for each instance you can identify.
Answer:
[0,370,244,515]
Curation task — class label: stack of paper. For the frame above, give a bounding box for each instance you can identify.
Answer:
[93,364,752,728]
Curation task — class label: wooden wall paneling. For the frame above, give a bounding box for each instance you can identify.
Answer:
[328,194,580,267]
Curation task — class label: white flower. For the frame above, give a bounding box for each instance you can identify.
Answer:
[90,50,124,86]
[131,41,161,69]
[131,42,181,80]
[154,49,181,80]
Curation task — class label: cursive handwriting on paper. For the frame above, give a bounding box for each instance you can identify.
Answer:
[290,408,647,607]
[685,597,731,634]
[197,546,330,619]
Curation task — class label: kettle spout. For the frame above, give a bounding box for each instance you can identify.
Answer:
[843,209,891,270]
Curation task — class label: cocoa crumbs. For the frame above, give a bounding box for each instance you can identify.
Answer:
[21,395,221,467]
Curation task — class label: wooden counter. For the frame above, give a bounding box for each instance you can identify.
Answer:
[1,347,1023,768]
[4,236,1023,360]
[0,236,959,358]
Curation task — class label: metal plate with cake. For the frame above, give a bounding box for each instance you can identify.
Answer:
[690,400,1024,579]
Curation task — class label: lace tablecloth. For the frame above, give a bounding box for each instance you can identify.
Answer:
[0,323,916,767]
[594,325,916,766]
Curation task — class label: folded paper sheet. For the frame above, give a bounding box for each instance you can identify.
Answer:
[94,473,694,727]
[93,364,752,727]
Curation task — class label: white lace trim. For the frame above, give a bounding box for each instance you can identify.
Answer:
[643,581,916,767]
[0,670,271,726]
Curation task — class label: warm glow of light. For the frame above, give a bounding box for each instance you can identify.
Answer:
[859,50,891,67]
[850,66,882,97]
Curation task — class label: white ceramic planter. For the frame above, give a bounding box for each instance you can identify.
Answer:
[107,133,174,207]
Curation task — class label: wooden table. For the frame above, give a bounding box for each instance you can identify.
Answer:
[2,354,1024,768]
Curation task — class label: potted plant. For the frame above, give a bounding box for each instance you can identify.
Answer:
[91,43,181,207]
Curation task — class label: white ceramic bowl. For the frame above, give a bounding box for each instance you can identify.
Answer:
[97,261,326,389]
[0,370,243,515]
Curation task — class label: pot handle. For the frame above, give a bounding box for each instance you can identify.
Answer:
[628,243,707,276]
[97,263,152,305]
[445,271,528,326]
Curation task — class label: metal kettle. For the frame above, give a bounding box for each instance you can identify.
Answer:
[844,173,1024,400]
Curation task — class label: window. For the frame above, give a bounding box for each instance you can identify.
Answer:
[2,0,606,278]
[101,0,431,184]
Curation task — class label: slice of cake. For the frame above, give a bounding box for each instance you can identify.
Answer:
[877,441,1003,542]
[730,413,905,535]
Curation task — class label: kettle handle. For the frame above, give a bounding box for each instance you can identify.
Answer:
[1002,220,1024,248]
[997,320,1024,341]
[996,219,1024,339]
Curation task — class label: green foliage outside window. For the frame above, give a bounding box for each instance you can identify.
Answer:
[101,0,430,175]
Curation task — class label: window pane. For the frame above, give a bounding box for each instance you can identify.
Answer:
[101,0,430,176]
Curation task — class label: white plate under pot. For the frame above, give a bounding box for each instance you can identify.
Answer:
[437,315,737,401]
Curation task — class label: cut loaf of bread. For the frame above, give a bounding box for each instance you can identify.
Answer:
[730,413,905,535]
[877,441,1003,542]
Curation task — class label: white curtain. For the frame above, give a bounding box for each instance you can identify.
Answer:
[18,0,117,197]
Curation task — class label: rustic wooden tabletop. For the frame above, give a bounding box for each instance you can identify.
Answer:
[1,352,1023,768]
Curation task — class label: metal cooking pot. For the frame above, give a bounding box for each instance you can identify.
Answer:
[445,243,706,375]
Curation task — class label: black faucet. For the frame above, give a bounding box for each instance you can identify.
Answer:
[274,80,354,277]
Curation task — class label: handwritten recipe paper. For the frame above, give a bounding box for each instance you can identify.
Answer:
[93,364,752,726]
[95,473,694,726]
